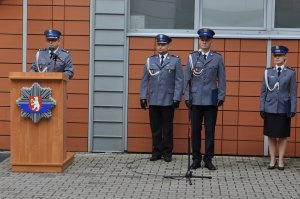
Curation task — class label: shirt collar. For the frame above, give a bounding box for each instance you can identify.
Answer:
[160,53,168,59]
[49,47,59,54]
[276,65,284,70]
[199,50,210,56]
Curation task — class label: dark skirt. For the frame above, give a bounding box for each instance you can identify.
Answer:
[264,113,291,138]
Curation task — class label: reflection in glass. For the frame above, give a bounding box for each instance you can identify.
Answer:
[202,0,264,28]
[275,0,300,28]
[130,0,194,29]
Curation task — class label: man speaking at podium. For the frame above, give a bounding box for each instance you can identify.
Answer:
[29,29,74,79]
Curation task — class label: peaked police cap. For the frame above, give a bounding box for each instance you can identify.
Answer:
[156,34,172,44]
[197,28,215,38]
[271,45,288,55]
[44,29,61,39]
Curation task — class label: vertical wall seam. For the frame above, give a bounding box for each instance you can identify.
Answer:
[264,40,272,156]
[22,0,28,71]
[123,0,129,151]
[88,0,95,152]
[237,39,241,154]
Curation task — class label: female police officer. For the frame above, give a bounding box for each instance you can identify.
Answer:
[260,45,297,170]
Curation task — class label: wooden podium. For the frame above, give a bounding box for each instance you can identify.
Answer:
[9,72,74,172]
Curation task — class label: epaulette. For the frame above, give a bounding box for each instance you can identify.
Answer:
[211,51,221,55]
[190,51,198,54]
[39,48,48,51]
[266,67,272,70]
[61,49,70,54]
[171,54,179,58]
[286,66,295,71]
[148,54,157,59]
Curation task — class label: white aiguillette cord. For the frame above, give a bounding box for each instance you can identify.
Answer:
[264,69,279,91]
[36,50,47,72]
[147,57,160,76]
[189,54,204,77]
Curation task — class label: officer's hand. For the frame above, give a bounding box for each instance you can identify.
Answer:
[217,100,224,106]
[173,101,180,109]
[185,100,191,108]
[140,99,147,110]
[290,112,296,118]
[260,111,265,119]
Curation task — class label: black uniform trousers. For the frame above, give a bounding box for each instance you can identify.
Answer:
[191,105,218,162]
[149,105,174,157]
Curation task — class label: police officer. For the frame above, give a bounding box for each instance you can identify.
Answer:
[184,28,226,170]
[29,29,74,79]
[140,34,183,162]
[260,45,297,170]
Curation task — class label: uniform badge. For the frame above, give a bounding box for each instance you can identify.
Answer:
[16,83,56,123]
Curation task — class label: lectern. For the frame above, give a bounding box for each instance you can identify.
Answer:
[9,72,74,172]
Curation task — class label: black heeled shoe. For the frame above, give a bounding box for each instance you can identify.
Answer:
[267,160,277,170]
[278,163,285,170]
[278,160,285,170]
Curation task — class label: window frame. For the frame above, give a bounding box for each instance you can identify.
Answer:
[127,0,300,39]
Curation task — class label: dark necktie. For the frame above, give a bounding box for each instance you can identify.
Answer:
[161,55,164,65]
[203,54,207,60]
[277,67,281,76]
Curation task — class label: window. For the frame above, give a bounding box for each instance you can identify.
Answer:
[202,0,264,28]
[129,0,195,29]
[128,0,300,38]
[275,0,300,28]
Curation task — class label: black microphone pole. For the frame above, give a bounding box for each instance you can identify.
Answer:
[164,65,211,185]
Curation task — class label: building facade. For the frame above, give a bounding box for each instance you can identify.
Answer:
[0,0,299,157]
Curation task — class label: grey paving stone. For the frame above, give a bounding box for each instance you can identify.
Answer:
[0,152,300,199]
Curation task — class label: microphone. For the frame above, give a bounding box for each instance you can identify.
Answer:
[48,46,55,59]
[48,46,60,62]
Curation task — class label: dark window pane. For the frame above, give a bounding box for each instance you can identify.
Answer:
[130,0,194,29]
[275,0,300,28]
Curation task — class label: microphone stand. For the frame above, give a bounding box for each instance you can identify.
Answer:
[164,77,212,185]
[50,49,60,71]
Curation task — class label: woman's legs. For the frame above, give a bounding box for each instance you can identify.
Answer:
[268,137,277,166]
[278,137,287,167]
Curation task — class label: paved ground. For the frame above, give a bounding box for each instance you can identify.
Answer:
[0,152,299,199]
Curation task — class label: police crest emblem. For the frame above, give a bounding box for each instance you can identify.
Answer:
[16,82,56,123]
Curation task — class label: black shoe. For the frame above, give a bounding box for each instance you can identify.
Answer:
[267,165,276,170]
[204,161,216,170]
[150,156,161,161]
[278,163,285,170]
[163,156,172,162]
[267,160,277,170]
[190,160,201,170]
[278,166,284,170]
[278,161,285,170]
